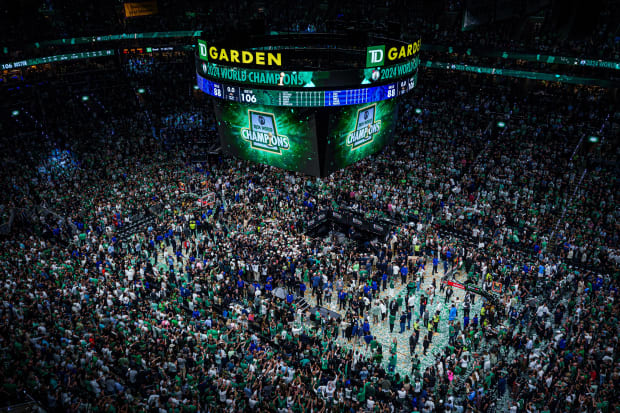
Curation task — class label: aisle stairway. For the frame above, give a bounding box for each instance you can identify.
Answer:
[116,213,157,242]
[294,296,311,312]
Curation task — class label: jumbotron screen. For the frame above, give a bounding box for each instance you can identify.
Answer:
[199,34,419,176]
[213,100,320,175]
[325,100,399,173]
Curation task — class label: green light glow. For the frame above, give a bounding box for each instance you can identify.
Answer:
[215,101,319,175]
[327,100,398,170]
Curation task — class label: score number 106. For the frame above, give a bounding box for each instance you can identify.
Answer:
[240,92,257,103]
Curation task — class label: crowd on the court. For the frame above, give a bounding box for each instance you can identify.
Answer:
[0,49,618,413]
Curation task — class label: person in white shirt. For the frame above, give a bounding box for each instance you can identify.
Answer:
[125,266,135,284]
[325,380,336,401]
[423,398,435,412]
[249,393,258,408]
[380,301,387,321]
[414,378,422,395]
[218,387,227,403]
[408,294,416,310]
[525,338,533,352]
[366,396,375,411]
[90,377,101,396]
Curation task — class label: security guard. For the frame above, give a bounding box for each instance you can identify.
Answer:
[189,218,196,235]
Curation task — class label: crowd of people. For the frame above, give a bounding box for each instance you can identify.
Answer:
[0,42,618,413]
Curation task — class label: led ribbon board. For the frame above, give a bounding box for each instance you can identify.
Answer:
[196,56,419,88]
[424,61,619,88]
[196,73,416,107]
[8,29,616,73]
[1,50,114,70]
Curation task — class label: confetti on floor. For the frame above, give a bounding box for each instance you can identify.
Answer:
[304,264,482,378]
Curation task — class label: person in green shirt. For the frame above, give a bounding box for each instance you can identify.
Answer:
[389,313,396,333]
[484,371,494,390]
[390,338,397,355]
[388,354,397,373]
[407,281,416,296]
[396,295,404,311]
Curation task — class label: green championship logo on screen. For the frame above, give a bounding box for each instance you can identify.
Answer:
[346,104,382,150]
[241,110,290,154]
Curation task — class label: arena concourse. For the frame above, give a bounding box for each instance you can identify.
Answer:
[0,1,618,412]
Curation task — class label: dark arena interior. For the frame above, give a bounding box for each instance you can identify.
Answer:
[0,1,619,412]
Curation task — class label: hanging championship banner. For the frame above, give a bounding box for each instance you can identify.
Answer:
[124,1,158,18]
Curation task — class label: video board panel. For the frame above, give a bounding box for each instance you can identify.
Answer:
[213,100,320,175]
[324,99,399,173]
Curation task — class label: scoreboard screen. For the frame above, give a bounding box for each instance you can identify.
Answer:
[213,100,320,175]
[324,99,399,173]
[324,83,397,106]
[197,34,419,176]
[197,73,416,107]
[196,56,420,88]
[203,76,409,176]
[259,89,326,107]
